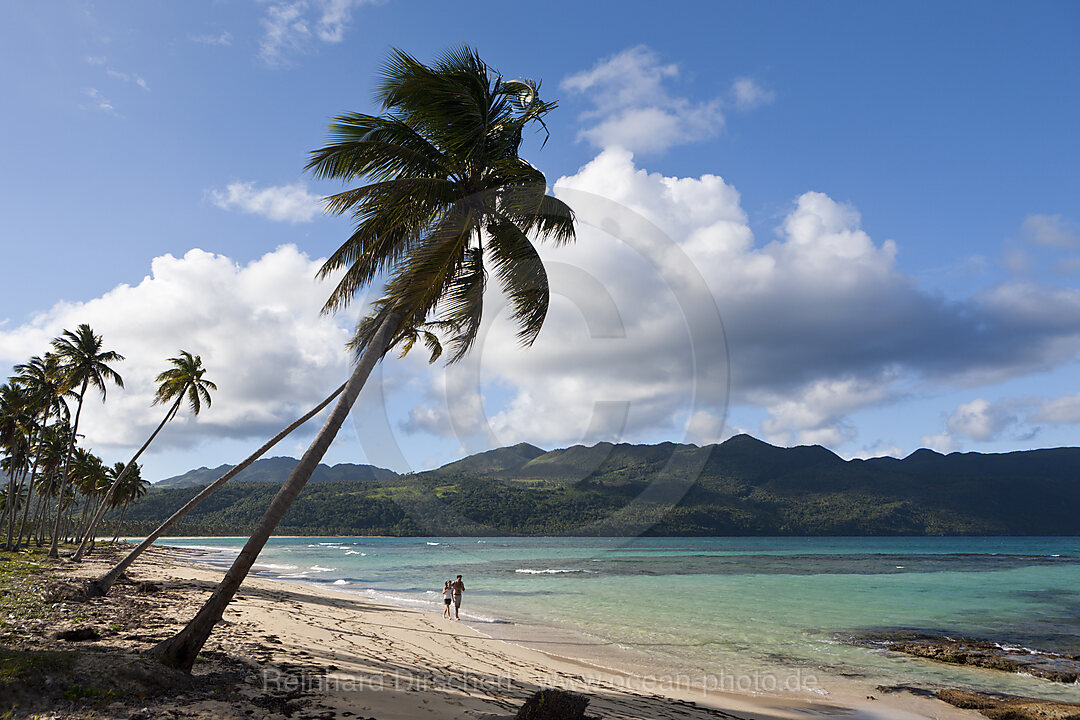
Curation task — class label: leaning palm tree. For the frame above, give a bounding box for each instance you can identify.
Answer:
[48,324,124,558]
[72,351,215,561]
[153,46,575,671]
[87,379,348,597]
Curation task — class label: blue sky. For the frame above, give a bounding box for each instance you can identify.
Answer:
[1,1,1078,480]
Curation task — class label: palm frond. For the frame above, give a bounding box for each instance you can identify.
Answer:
[486,217,550,345]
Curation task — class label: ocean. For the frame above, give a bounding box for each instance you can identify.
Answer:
[153,536,1080,701]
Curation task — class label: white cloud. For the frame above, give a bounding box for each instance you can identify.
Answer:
[258,0,371,66]
[83,88,117,115]
[758,376,892,447]
[684,410,728,445]
[1030,392,1080,424]
[191,31,233,47]
[208,181,323,223]
[731,77,775,111]
[314,0,357,42]
[945,398,1016,441]
[921,432,956,454]
[393,149,1080,456]
[0,246,357,458]
[106,67,149,91]
[847,443,903,460]
[562,46,725,154]
[1020,213,1080,249]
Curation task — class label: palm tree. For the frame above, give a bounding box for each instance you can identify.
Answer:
[72,351,215,561]
[70,448,108,542]
[88,379,348,597]
[48,324,124,558]
[12,354,71,548]
[153,46,575,671]
[0,381,33,548]
[21,422,68,547]
[109,461,147,542]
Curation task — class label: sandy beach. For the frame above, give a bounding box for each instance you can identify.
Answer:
[0,544,992,720]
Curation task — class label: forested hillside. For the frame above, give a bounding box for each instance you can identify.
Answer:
[113,435,1080,536]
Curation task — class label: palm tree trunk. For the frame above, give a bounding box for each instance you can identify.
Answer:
[17,462,41,549]
[12,412,46,548]
[49,380,87,558]
[3,473,17,550]
[4,467,26,549]
[152,313,398,671]
[75,493,95,545]
[111,501,129,543]
[33,474,54,546]
[72,395,182,562]
[87,381,346,598]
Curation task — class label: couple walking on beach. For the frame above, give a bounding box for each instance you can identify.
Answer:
[441,575,465,620]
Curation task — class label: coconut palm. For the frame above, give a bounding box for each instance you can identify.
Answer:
[0,381,33,548]
[11,354,71,548]
[21,422,68,547]
[153,46,575,671]
[70,448,108,542]
[109,461,147,542]
[47,324,124,558]
[72,351,215,561]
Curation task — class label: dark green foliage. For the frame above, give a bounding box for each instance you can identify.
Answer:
[116,435,1080,537]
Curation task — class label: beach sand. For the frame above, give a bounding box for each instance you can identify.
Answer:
[15,545,984,720]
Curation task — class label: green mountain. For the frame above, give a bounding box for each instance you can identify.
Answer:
[122,435,1080,537]
[429,442,546,477]
[154,456,396,489]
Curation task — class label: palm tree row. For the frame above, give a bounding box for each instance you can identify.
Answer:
[0,327,219,555]
[4,327,353,576]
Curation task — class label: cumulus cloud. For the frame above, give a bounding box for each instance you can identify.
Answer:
[758,376,893,447]
[1030,392,1080,424]
[0,246,357,457]
[1020,213,1080,249]
[562,46,725,154]
[921,432,956,454]
[391,149,1080,455]
[208,181,323,223]
[945,398,1016,442]
[258,0,371,66]
[731,77,775,110]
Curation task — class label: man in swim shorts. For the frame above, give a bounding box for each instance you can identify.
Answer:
[451,574,465,620]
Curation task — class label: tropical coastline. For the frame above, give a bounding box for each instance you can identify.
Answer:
[1,543,995,719]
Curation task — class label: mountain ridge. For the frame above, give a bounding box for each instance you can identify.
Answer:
[128,434,1080,537]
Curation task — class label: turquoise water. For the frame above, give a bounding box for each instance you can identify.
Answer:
[155,536,1080,700]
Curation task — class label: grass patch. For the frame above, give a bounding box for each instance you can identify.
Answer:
[61,683,120,702]
[0,647,73,689]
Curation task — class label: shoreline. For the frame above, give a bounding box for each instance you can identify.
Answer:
[119,543,977,719]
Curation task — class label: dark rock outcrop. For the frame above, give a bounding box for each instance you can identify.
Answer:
[515,689,592,720]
